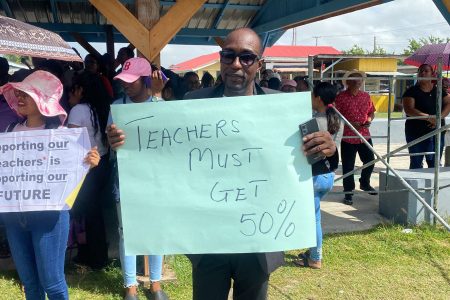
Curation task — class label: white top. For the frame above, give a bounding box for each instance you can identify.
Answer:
[314,111,344,149]
[12,122,45,132]
[68,103,108,156]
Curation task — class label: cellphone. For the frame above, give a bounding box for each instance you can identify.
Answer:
[161,72,168,82]
[299,118,323,165]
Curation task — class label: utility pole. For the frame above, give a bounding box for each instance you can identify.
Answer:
[373,35,377,53]
[313,36,320,46]
[292,28,297,45]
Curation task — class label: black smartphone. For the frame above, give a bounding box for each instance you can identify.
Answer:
[299,118,323,165]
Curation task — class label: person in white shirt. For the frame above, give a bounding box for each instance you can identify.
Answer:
[67,71,112,269]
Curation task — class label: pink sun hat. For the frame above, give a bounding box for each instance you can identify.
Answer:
[0,70,66,125]
[114,57,152,83]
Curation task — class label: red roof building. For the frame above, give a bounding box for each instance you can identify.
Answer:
[263,45,341,58]
[170,52,220,73]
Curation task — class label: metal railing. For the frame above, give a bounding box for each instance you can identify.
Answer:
[308,56,449,231]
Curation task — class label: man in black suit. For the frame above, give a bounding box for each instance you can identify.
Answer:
[106,27,338,300]
[184,28,338,300]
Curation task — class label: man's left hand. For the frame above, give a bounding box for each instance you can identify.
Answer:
[302,131,337,158]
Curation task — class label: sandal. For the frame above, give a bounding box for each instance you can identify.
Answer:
[293,256,321,269]
[297,250,310,260]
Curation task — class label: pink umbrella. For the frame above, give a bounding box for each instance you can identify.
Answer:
[404,42,450,71]
[0,15,82,62]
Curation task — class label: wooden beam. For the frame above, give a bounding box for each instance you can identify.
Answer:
[148,0,207,60]
[89,0,150,58]
[106,25,115,63]
[443,0,450,11]
[70,32,101,59]
[136,0,160,29]
[136,0,160,63]
[214,37,225,48]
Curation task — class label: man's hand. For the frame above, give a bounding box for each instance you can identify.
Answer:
[302,131,337,158]
[107,124,125,150]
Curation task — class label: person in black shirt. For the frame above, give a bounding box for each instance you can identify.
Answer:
[402,64,450,169]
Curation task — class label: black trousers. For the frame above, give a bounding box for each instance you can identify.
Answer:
[192,253,269,300]
[71,153,111,269]
[341,139,375,193]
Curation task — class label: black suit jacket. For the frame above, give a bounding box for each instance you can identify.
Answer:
[184,83,338,274]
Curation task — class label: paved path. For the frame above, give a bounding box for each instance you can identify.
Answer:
[321,141,439,234]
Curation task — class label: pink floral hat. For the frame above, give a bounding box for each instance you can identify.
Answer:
[0,70,66,124]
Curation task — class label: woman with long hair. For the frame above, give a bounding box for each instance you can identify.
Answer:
[67,71,112,269]
[295,82,342,269]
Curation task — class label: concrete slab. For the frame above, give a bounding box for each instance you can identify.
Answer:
[379,167,450,225]
[321,187,385,234]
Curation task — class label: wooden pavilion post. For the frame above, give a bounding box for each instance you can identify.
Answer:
[89,0,207,62]
[135,0,160,279]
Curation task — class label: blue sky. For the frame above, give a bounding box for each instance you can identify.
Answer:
[71,0,450,67]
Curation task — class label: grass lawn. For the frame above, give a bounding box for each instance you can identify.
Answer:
[0,224,448,300]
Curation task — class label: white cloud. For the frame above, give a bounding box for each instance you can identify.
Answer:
[71,0,449,66]
[277,0,449,54]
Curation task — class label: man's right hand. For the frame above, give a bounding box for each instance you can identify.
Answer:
[107,124,125,150]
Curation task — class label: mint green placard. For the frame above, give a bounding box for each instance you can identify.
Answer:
[111,92,315,255]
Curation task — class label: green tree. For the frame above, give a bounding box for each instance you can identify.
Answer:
[343,44,365,55]
[343,44,389,55]
[372,46,387,55]
[403,35,450,56]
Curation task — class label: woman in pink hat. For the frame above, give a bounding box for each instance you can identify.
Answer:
[108,57,169,300]
[0,70,100,300]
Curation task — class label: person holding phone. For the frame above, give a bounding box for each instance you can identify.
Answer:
[402,64,450,169]
[295,82,343,269]
[335,70,376,206]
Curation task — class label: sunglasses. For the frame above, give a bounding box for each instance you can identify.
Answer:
[219,50,259,67]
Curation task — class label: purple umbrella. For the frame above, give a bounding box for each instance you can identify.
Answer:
[404,42,450,71]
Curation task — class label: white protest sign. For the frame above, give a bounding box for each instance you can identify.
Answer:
[0,127,90,212]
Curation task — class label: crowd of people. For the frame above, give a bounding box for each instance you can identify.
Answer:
[0,26,448,300]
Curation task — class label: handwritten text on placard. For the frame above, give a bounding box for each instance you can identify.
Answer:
[112,92,315,255]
